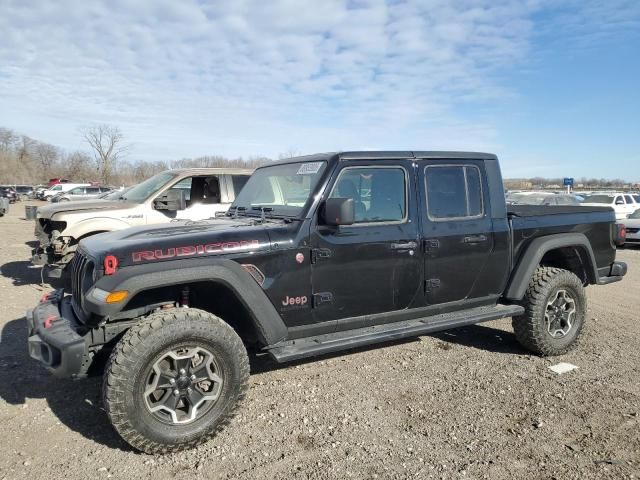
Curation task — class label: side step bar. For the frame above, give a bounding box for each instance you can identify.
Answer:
[268,304,524,363]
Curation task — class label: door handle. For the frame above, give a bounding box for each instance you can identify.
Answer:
[463,234,487,244]
[391,241,418,250]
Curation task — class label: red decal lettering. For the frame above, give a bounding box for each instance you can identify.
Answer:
[176,246,197,257]
[132,251,155,262]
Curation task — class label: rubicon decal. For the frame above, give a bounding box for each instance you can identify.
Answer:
[132,240,260,262]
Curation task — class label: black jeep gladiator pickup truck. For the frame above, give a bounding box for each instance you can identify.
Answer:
[26,151,627,453]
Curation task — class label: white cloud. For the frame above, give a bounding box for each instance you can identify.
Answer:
[0,0,637,164]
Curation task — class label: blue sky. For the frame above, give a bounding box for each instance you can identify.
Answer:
[0,0,639,179]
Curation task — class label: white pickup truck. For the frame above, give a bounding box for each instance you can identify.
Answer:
[581,193,638,220]
[32,168,252,277]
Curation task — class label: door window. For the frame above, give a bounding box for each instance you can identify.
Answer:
[425,166,484,220]
[169,178,192,202]
[329,167,407,223]
[624,195,634,204]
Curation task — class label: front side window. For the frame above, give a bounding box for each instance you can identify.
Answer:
[329,167,406,223]
[425,165,484,220]
[69,187,84,194]
[625,195,634,204]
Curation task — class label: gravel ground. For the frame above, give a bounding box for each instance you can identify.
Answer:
[0,202,639,480]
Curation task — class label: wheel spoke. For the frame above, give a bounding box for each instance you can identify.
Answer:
[143,345,224,425]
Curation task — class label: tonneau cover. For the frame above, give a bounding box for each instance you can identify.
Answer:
[507,205,613,217]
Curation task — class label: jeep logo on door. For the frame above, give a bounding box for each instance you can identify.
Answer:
[281,295,308,308]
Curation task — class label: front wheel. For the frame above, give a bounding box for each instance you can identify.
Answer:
[103,308,249,454]
[512,267,587,356]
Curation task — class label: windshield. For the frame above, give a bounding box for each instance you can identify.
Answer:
[583,195,614,204]
[120,172,176,203]
[231,161,327,217]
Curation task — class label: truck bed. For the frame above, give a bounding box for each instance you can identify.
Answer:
[508,204,617,273]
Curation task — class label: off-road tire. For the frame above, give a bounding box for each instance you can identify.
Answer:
[103,308,249,454]
[512,267,587,356]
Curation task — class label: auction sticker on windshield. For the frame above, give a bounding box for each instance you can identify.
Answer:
[297,162,323,175]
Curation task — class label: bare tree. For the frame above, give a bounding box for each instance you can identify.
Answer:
[82,124,129,184]
[278,149,301,160]
[35,143,59,179]
[0,128,16,151]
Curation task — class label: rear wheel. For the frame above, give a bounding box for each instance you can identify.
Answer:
[103,308,249,454]
[512,267,587,356]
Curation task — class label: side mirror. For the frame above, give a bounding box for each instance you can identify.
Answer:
[616,199,624,205]
[154,189,187,211]
[322,197,355,226]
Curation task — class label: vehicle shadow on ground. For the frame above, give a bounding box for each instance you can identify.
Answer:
[249,323,525,374]
[0,260,66,289]
[430,324,525,355]
[0,317,130,451]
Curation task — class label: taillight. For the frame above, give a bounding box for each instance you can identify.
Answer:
[104,255,119,275]
[616,224,626,246]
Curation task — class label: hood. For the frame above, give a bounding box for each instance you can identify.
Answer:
[79,217,281,267]
[38,200,136,219]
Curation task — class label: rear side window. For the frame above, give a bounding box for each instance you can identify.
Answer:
[86,187,100,194]
[231,175,249,197]
[330,167,407,223]
[425,165,484,220]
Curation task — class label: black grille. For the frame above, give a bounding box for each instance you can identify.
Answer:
[71,251,93,307]
[627,228,639,234]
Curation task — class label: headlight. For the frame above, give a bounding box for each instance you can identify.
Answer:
[90,288,129,304]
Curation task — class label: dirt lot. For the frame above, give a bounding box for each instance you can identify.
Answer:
[0,202,639,480]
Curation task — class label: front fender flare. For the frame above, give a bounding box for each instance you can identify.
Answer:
[90,258,288,345]
[504,233,599,301]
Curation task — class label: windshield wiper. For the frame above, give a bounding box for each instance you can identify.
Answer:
[229,206,248,219]
[251,206,274,222]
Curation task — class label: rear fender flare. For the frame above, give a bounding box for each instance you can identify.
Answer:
[504,233,598,301]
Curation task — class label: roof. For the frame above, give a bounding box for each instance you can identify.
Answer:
[167,167,254,175]
[265,151,497,167]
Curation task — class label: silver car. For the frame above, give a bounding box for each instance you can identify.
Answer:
[622,208,640,246]
[52,186,112,202]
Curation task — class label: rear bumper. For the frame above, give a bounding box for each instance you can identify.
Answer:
[597,261,627,285]
[26,290,89,378]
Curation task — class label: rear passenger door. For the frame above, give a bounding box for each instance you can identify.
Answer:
[418,161,495,306]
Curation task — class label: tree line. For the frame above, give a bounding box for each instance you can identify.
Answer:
[0,126,273,187]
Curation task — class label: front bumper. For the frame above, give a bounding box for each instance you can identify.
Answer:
[597,261,628,285]
[26,290,89,378]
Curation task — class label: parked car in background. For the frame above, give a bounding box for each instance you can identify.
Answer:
[98,186,133,200]
[51,185,112,202]
[47,178,70,187]
[13,185,34,199]
[506,191,581,206]
[0,196,8,216]
[619,208,640,246]
[38,183,91,201]
[32,168,252,277]
[0,186,18,203]
[581,193,636,220]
